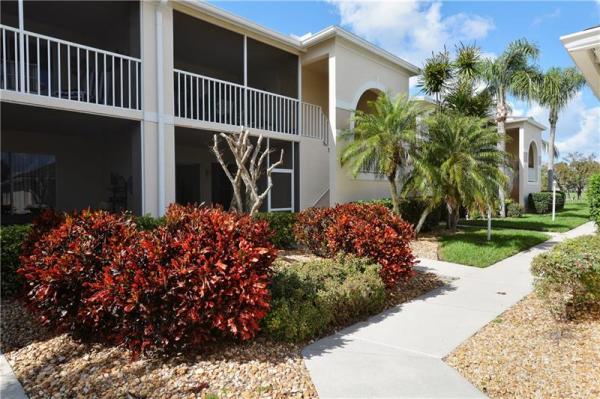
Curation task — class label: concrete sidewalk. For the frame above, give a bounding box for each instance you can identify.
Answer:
[303,222,597,398]
[0,352,27,399]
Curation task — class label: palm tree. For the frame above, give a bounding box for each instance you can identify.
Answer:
[534,67,586,190]
[419,43,494,118]
[339,92,425,215]
[419,48,452,111]
[482,38,540,215]
[404,113,509,233]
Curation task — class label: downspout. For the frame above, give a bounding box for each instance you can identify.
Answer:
[155,0,167,215]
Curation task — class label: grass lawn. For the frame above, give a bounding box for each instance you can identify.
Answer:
[438,227,549,267]
[460,201,590,233]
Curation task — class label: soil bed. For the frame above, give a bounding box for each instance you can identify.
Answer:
[446,294,600,399]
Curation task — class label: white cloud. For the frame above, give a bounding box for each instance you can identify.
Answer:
[530,8,560,27]
[327,0,494,66]
[527,92,600,159]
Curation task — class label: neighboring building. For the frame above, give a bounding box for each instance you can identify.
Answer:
[561,26,600,99]
[0,0,420,222]
[504,117,546,207]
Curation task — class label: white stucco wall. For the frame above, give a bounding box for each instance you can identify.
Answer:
[507,119,544,208]
[519,122,543,207]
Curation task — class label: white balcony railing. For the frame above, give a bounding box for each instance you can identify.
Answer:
[0,24,141,110]
[174,69,329,144]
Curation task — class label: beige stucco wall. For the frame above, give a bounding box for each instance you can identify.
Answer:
[329,37,412,205]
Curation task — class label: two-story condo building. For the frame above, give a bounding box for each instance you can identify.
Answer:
[0,1,543,223]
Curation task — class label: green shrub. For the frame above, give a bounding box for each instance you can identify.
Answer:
[506,201,524,218]
[356,198,442,232]
[254,212,297,249]
[0,224,31,298]
[531,234,600,319]
[263,254,386,342]
[134,214,166,231]
[528,191,565,214]
[587,173,600,228]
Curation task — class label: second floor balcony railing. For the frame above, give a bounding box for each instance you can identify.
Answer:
[0,24,141,110]
[174,69,329,144]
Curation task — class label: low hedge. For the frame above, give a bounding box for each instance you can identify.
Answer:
[505,200,524,218]
[134,214,166,231]
[531,234,600,319]
[254,212,297,249]
[263,254,386,342]
[587,173,600,227]
[356,198,442,232]
[0,224,31,298]
[528,191,565,214]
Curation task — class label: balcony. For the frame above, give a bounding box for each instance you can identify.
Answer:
[0,24,141,111]
[173,69,329,144]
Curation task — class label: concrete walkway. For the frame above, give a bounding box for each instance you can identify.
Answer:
[0,352,27,399]
[303,222,597,398]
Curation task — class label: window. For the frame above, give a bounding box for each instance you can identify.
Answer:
[528,142,536,168]
[1,152,56,217]
[268,139,294,211]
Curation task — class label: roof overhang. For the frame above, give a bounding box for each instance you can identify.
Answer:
[560,26,600,99]
[177,1,420,76]
[505,116,547,131]
[301,26,421,76]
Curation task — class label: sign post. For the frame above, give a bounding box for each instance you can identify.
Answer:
[552,178,557,222]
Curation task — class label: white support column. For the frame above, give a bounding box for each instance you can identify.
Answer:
[518,127,526,207]
[243,35,248,127]
[156,0,166,215]
[297,57,302,135]
[328,52,337,206]
[18,0,25,92]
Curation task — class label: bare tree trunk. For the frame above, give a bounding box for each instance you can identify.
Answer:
[213,129,284,216]
[414,207,431,236]
[496,100,508,218]
[547,118,557,191]
[387,167,400,215]
[450,208,460,232]
[212,133,246,213]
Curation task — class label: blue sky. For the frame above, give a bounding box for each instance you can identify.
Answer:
[211,1,600,160]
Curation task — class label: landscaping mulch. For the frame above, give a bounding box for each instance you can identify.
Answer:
[1,272,443,399]
[446,294,600,399]
[410,237,439,260]
[2,299,316,399]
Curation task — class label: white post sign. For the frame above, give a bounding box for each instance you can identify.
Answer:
[552,178,557,222]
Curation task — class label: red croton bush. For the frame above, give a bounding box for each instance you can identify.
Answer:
[18,210,137,333]
[18,204,277,356]
[20,208,65,256]
[294,203,416,288]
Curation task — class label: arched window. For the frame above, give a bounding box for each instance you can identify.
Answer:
[354,89,382,173]
[528,141,537,168]
[528,141,538,182]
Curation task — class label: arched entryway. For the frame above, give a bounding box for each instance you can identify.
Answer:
[355,88,382,114]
